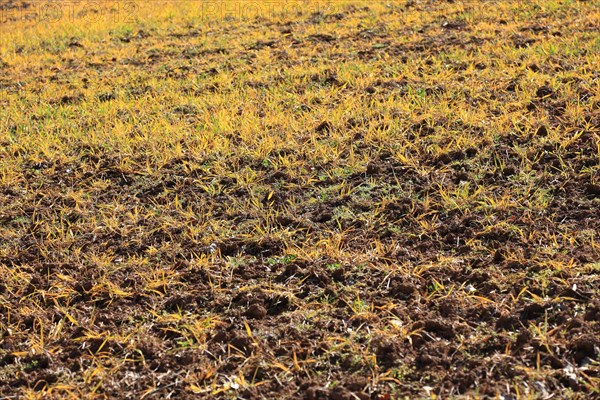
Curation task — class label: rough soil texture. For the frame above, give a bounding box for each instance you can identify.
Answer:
[0,0,599,399]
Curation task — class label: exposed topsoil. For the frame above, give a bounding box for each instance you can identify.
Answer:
[0,0,599,399]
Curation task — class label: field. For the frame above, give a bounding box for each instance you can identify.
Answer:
[0,0,599,398]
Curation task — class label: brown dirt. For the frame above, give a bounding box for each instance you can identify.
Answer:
[1,0,599,399]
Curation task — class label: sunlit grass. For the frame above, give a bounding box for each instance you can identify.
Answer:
[0,0,599,398]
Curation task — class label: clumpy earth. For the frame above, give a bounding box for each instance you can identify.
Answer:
[0,0,599,398]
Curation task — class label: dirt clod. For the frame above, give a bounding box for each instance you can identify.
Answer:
[245,304,268,320]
